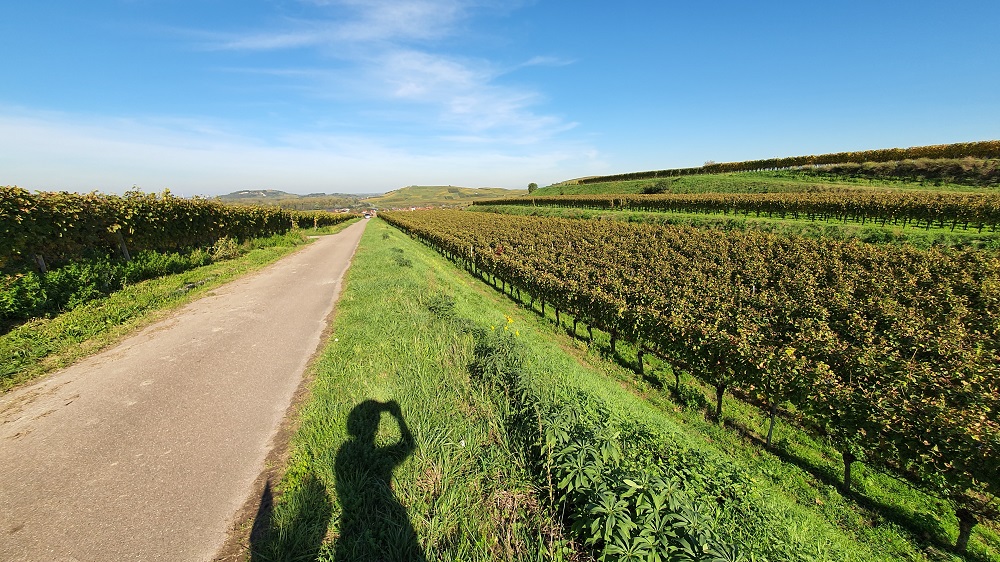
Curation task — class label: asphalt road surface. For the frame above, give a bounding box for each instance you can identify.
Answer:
[0,219,367,561]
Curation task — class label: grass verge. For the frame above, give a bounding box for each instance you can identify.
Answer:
[249,219,553,561]
[0,221,358,392]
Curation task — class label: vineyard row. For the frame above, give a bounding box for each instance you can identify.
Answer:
[381,209,1000,550]
[474,190,1000,231]
[1,187,354,273]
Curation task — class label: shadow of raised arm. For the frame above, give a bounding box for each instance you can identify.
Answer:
[384,400,415,460]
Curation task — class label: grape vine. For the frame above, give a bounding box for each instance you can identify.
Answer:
[382,209,1000,550]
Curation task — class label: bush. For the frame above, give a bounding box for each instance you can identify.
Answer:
[210,237,241,260]
[640,180,673,195]
[466,324,741,561]
[1,247,223,330]
[423,293,456,319]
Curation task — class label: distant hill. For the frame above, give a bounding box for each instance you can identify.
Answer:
[216,185,527,210]
[218,190,378,200]
[216,190,376,211]
[364,185,526,209]
[218,189,298,200]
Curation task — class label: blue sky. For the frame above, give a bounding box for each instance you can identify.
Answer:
[2,1,998,196]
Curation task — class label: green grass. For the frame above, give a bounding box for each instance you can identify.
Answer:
[250,220,552,561]
[470,204,1000,250]
[535,171,992,197]
[254,217,993,561]
[0,221,358,392]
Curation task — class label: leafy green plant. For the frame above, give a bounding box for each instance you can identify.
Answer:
[464,319,742,561]
[210,237,241,260]
[673,382,710,411]
[423,293,456,319]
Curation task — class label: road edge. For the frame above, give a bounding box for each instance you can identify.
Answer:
[212,222,366,562]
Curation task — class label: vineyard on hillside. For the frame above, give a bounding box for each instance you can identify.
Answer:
[474,190,1000,232]
[578,140,1000,184]
[382,209,1000,552]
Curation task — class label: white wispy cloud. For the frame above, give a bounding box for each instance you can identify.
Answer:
[196,0,570,145]
[2,1,600,194]
[206,0,475,51]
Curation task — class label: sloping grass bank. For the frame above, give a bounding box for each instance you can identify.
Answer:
[537,171,987,197]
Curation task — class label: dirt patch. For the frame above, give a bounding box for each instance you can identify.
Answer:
[0,380,71,424]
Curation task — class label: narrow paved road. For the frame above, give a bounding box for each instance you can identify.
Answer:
[0,220,367,561]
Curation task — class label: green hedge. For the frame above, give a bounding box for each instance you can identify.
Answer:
[1,187,354,273]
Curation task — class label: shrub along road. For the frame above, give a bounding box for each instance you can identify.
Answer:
[0,219,368,561]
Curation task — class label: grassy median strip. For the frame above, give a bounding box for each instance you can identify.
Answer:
[0,221,358,392]
[250,219,551,561]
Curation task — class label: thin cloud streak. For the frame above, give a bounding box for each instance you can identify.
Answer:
[190,0,571,145]
[204,0,472,51]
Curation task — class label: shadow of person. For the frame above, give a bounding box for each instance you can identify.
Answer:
[335,399,426,562]
[249,473,333,561]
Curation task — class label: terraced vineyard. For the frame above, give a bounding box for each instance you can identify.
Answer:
[474,189,1000,232]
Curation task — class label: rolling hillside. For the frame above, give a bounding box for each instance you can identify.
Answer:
[216,190,374,211]
[363,185,525,208]
[539,141,1000,197]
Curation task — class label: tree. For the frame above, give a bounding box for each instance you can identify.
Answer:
[528,182,538,194]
